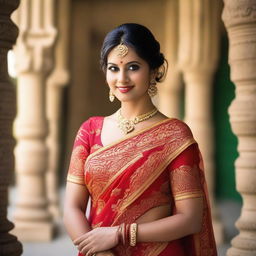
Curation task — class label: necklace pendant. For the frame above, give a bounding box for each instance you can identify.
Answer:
[117,108,158,135]
[119,120,135,134]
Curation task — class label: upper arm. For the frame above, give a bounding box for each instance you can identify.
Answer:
[169,144,204,231]
[65,120,91,211]
[64,182,89,212]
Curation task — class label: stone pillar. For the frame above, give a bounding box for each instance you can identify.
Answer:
[222,1,256,255]
[13,0,57,241]
[46,0,70,221]
[178,0,224,244]
[0,1,23,255]
[158,0,182,118]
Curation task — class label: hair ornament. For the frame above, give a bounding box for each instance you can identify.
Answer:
[115,38,128,58]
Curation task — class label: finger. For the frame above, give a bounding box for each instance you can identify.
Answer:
[81,242,94,255]
[77,238,90,252]
[74,233,89,245]
[86,248,95,256]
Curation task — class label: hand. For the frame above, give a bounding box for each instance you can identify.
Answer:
[74,227,119,256]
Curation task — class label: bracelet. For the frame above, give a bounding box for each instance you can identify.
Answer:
[129,223,138,247]
[125,223,130,245]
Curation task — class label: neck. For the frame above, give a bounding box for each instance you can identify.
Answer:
[119,97,156,119]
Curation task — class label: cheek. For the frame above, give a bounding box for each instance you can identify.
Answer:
[106,72,114,85]
[134,72,150,85]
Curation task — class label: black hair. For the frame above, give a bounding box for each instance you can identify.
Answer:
[100,23,167,82]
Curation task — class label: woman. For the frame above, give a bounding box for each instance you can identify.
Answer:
[63,23,217,256]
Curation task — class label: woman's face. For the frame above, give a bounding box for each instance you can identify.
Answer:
[106,46,153,103]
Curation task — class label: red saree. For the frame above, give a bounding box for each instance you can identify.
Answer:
[67,117,217,256]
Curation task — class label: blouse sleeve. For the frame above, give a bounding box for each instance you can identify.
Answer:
[66,119,91,185]
[169,143,204,201]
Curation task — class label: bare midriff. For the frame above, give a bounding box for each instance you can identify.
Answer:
[136,204,171,224]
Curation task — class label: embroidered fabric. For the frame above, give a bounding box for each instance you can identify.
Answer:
[66,117,217,256]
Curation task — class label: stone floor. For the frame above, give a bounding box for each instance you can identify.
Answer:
[8,188,241,256]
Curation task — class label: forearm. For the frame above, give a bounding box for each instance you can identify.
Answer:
[63,207,91,241]
[137,213,201,243]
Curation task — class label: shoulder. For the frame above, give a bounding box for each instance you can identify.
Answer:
[79,116,104,130]
[165,118,194,138]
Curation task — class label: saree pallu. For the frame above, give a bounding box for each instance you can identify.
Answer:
[67,117,217,256]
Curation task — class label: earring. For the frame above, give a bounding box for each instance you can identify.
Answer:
[148,79,157,97]
[109,90,115,102]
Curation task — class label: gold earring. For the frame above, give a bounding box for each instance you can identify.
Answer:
[109,90,115,102]
[148,79,157,97]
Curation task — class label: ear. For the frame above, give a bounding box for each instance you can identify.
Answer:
[150,69,158,80]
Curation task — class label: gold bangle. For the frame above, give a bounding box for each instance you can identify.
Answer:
[129,223,137,247]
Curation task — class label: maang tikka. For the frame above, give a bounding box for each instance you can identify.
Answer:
[114,38,128,58]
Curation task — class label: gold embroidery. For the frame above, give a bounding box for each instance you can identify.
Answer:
[86,119,197,223]
[95,128,101,136]
[174,192,203,201]
[67,145,87,181]
[146,242,169,256]
[91,144,102,151]
[117,139,195,214]
[85,118,173,163]
[170,165,203,201]
[76,127,90,145]
[91,221,103,229]
[111,188,122,196]
[96,199,105,215]
[113,194,170,225]
[98,154,143,199]
[67,174,84,185]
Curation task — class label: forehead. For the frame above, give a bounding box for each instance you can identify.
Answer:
[107,46,146,64]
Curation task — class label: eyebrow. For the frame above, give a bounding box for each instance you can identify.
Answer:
[107,61,142,66]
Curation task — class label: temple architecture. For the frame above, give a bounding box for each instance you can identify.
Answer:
[0,0,255,255]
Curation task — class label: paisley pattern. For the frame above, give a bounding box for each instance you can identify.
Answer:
[67,117,217,256]
[170,165,203,201]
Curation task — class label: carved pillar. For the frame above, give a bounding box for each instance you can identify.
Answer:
[178,0,224,244]
[46,0,70,221]
[13,0,57,241]
[158,0,182,118]
[222,1,256,255]
[0,1,22,255]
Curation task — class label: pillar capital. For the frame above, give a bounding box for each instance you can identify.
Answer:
[14,0,57,74]
[222,0,256,28]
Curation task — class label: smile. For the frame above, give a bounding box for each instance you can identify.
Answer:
[116,86,134,93]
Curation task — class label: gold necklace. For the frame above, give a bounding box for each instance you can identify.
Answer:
[117,108,158,134]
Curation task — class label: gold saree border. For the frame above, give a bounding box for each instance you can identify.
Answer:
[97,154,143,200]
[174,191,203,201]
[147,242,169,256]
[85,118,174,164]
[67,174,85,185]
[113,138,196,224]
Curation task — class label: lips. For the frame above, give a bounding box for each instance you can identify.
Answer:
[117,86,134,93]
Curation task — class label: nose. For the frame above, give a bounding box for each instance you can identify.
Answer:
[118,69,129,84]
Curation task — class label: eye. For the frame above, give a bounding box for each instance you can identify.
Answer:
[128,64,140,71]
[108,66,119,72]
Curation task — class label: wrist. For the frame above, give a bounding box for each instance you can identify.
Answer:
[114,226,120,246]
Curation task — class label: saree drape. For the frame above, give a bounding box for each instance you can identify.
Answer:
[67,117,217,256]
